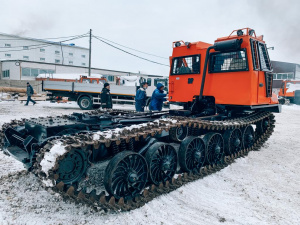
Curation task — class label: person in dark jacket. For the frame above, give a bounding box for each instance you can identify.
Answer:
[150,83,167,111]
[135,82,148,112]
[101,83,113,109]
[24,82,36,106]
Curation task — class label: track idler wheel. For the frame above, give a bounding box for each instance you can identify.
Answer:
[242,125,255,149]
[179,136,206,172]
[104,151,148,200]
[223,128,242,155]
[169,125,188,142]
[202,133,224,165]
[54,148,89,185]
[145,142,177,185]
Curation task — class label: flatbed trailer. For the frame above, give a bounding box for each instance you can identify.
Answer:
[42,80,138,110]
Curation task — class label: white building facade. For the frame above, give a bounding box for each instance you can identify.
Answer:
[0,33,89,67]
[0,60,134,81]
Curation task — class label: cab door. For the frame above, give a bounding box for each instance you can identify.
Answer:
[251,39,273,104]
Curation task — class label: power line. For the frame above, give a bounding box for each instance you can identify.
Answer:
[0,32,89,41]
[93,35,168,59]
[93,36,169,67]
[0,34,88,53]
[0,34,88,49]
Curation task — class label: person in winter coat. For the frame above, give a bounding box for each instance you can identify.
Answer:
[24,82,36,106]
[150,83,167,111]
[135,82,148,112]
[101,83,113,109]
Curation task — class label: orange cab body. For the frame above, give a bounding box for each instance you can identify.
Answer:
[168,28,278,107]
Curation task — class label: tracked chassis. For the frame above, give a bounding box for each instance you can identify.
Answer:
[0,109,275,213]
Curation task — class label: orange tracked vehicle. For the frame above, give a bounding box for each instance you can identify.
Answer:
[0,28,281,212]
[278,80,300,104]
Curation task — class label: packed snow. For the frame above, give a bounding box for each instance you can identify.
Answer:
[0,100,300,225]
[92,117,177,140]
[40,142,67,177]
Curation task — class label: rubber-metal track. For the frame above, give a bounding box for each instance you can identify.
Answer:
[0,110,275,213]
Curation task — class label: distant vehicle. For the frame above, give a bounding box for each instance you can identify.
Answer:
[36,74,107,83]
[41,75,168,110]
[278,80,300,104]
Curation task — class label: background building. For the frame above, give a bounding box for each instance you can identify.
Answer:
[271,61,300,89]
[0,33,163,92]
[0,33,89,67]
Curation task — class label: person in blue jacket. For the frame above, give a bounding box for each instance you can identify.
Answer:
[150,83,167,111]
[135,82,148,112]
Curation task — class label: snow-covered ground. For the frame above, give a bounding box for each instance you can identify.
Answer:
[0,100,299,225]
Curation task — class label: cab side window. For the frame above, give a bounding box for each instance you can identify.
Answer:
[171,55,200,75]
[209,50,248,73]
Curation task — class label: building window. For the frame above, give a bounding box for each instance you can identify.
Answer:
[55,50,60,54]
[82,63,86,66]
[40,58,45,62]
[81,55,86,58]
[22,68,31,76]
[23,56,29,60]
[39,69,55,75]
[69,61,73,65]
[23,46,29,50]
[55,59,60,63]
[40,48,45,52]
[273,73,294,80]
[5,54,11,58]
[69,53,73,56]
[107,75,115,82]
[22,68,55,77]
[2,70,10,78]
[5,44,11,47]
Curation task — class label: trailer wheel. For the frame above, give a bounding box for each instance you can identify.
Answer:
[78,96,93,110]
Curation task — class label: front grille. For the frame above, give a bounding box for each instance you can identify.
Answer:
[265,72,273,97]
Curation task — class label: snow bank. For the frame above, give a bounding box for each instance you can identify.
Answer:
[40,142,67,176]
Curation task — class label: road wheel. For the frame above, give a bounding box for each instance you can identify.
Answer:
[104,151,148,200]
[145,142,177,185]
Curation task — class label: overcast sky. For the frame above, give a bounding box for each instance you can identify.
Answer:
[0,0,299,75]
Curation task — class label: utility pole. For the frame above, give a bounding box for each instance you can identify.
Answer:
[88,29,92,76]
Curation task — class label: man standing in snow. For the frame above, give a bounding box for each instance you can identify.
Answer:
[101,83,113,109]
[135,82,148,112]
[24,82,36,106]
[150,83,167,111]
